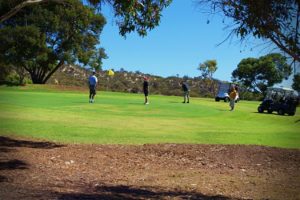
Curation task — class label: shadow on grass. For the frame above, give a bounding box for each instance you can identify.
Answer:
[253,111,296,117]
[216,109,230,112]
[127,102,145,105]
[0,136,64,149]
[168,101,181,104]
[253,111,277,116]
[56,184,237,200]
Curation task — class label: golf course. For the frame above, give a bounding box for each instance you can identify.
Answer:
[0,85,300,200]
[0,85,299,147]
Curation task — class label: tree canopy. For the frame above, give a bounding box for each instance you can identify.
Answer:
[0,0,172,84]
[0,0,172,37]
[232,53,292,93]
[0,0,106,84]
[198,0,300,63]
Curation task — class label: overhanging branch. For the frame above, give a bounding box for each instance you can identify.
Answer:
[0,0,66,23]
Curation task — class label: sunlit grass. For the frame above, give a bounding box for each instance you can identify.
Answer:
[0,85,299,148]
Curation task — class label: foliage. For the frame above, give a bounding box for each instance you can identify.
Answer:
[198,60,218,97]
[0,0,172,37]
[198,59,217,79]
[199,79,218,98]
[90,48,108,71]
[238,90,263,101]
[0,26,46,84]
[232,53,292,93]
[0,0,65,23]
[292,73,300,92]
[103,0,172,37]
[0,62,12,84]
[198,0,300,62]
[0,0,106,84]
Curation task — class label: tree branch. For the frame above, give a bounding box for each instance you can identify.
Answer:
[42,60,64,83]
[268,34,300,62]
[0,0,66,23]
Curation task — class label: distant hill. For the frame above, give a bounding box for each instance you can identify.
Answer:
[48,65,219,98]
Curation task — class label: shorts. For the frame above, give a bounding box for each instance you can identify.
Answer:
[144,90,149,96]
[89,85,96,95]
[230,99,235,107]
[184,90,189,96]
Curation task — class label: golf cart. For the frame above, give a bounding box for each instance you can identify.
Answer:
[215,82,239,102]
[257,87,298,116]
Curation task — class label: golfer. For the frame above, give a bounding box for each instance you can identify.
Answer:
[88,71,98,103]
[181,81,190,103]
[229,85,238,111]
[143,76,149,104]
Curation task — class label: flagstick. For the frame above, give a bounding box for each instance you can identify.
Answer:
[107,76,109,91]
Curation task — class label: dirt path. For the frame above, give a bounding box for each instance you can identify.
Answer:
[0,136,299,200]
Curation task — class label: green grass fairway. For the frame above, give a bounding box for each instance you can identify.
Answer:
[0,85,299,148]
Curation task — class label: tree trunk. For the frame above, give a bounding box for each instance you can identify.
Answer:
[29,60,65,84]
[30,73,44,84]
[42,60,64,84]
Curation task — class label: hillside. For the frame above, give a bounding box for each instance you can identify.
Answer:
[48,65,219,97]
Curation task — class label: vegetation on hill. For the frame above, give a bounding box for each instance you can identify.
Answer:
[46,64,262,100]
[48,64,217,98]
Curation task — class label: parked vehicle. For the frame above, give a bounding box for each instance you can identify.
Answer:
[257,87,298,116]
[215,82,239,102]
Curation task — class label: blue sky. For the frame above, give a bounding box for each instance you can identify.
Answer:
[99,0,286,82]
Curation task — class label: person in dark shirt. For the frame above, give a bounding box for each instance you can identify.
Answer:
[143,76,149,104]
[181,81,190,103]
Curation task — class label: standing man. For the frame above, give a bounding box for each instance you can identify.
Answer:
[143,76,149,105]
[181,81,190,103]
[229,85,238,111]
[88,70,98,103]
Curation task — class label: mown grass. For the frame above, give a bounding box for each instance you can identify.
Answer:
[0,85,299,148]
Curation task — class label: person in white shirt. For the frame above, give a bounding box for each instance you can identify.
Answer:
[88,71,98,103]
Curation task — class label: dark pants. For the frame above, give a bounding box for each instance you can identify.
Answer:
[183,90,190,102]
[144,90,149,104]
[89,85,96,99]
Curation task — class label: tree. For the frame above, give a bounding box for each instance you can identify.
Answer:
[90,48,108,71]
[0,0,172,37]
[183,75,189,80]
[198,59,218,96]
[0,0,106,84]
[0,62,12,84]
[198,0,300,63]
[292,74,300,92]
[198,59,217,79]
[232,53,292,93]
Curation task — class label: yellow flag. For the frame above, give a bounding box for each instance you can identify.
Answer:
[108,69,115,76]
